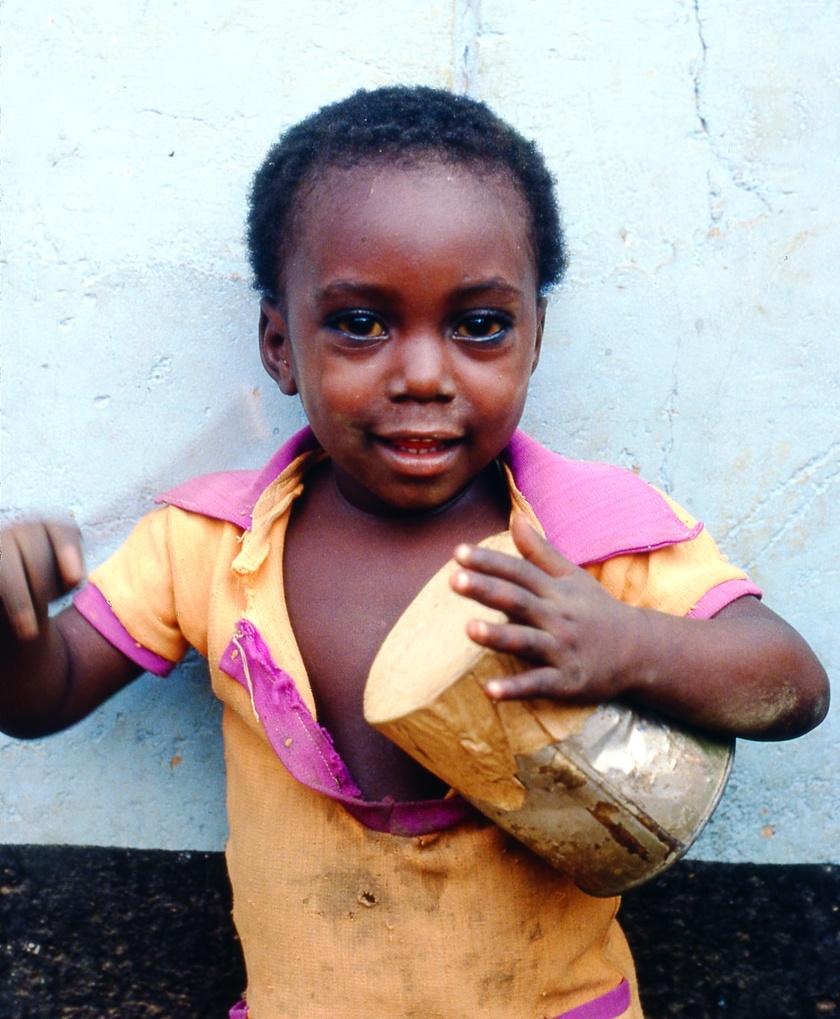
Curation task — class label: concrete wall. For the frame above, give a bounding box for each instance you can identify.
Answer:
[1,0,837,862]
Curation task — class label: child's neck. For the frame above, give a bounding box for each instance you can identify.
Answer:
[283,459,510,801]
[330,459,508,523]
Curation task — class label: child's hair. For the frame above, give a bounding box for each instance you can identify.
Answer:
[247,85,567,304]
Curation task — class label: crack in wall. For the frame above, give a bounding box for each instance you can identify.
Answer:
[692,0,710,137]
[691,0,772,229]
[692,0,721,228]
[723,442,840,572]
[657,341,683,494]
[453,0,480,93]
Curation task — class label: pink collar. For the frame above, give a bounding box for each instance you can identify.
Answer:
[157,426,700,565]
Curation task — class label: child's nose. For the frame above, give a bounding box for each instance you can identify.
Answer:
[388,334,455,401]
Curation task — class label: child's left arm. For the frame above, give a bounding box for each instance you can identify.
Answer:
[451,514,830,741]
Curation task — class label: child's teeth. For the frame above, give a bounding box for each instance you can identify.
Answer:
[387,436,452,455]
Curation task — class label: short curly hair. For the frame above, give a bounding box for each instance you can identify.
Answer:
[247,85,567,303]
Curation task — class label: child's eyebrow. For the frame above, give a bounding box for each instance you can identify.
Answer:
[312,279,525,304]
[455,280,524,301]
[312,281,388,304]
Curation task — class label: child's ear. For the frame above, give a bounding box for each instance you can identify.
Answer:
[259,299,298,396]
[530,298,547,374]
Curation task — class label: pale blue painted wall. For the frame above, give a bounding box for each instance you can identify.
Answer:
[2,0,837,862]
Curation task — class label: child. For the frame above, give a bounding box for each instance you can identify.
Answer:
[0,86,829,1019]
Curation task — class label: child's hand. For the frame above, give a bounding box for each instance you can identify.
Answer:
[450,513,639,703]
[0,520,85,642]
[449,514,829,739]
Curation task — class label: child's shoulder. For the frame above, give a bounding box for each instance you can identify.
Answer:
[155,428,322,527]
[504,431,701,564]
[156,469,262,526]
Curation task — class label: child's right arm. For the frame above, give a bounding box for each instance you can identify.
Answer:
[0,521,142,738]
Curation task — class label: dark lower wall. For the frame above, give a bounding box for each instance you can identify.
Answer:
[1,846,837,1018]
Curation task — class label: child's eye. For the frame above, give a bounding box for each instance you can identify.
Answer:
[329,312,387,340]
[453,313,511,342]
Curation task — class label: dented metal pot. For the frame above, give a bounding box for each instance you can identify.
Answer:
[461,701,733,896]
[365,531,734,897]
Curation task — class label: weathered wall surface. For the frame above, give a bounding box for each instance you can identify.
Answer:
[1,0,837,862]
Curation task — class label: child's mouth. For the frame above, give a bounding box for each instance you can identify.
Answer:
[387,437,454,455]
[376,433,462,465]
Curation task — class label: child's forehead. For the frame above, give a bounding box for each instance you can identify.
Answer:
[305,156,521,212]
[292,158,531,244]
[279,159,540,303]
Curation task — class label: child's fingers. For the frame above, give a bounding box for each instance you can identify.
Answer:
[0,536,40,640]
[452,515,579,592]
[509,512,579,578]
[483,666,589,702]
[465,616,557,663]
[452,542,554,602]
[450,563,543,621]
[43,521,85,590]
[0,521,84,641]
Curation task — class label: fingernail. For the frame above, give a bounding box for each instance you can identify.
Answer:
[66,548,84,583]
[451,570,470,592]
[16,611,40,642]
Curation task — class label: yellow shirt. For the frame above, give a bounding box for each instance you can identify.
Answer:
[77,436,756,1019]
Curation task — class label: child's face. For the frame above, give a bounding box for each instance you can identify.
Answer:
[260,161,545,514]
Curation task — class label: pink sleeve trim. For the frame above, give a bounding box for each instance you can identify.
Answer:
[687,577,763,620]
[229,975,631,1018]
[73,583,176,677]
[555,978,631,1019]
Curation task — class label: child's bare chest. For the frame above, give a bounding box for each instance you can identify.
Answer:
[282,463,509,801]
